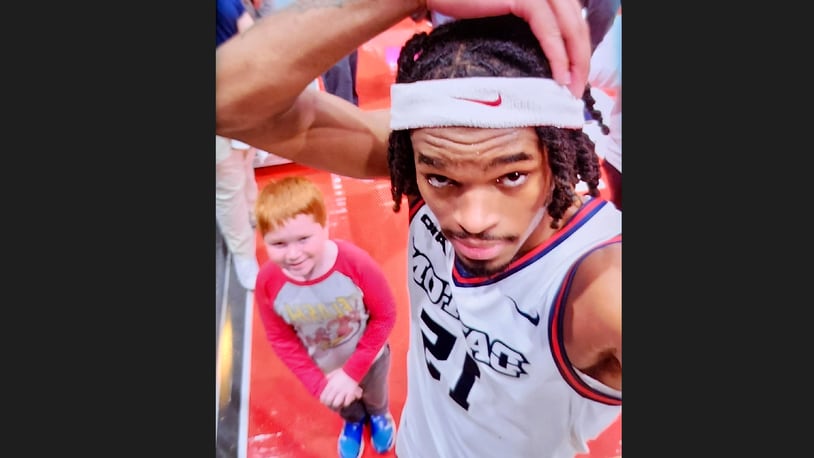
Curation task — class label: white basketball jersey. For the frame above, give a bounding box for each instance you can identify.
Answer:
[396,197,622,458]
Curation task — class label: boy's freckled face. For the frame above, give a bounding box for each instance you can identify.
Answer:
[263,214,328,279]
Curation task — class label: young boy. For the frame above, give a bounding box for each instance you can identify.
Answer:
[253,175,397,458]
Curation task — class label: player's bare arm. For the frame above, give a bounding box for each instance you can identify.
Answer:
[233,88,392,178]
[216,0,591,177]
[216,0,422,171]
[561,242,622,391]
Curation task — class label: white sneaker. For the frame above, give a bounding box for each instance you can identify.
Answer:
[232,254,259,290]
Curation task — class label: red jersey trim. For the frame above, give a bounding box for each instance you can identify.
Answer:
[408,197,424,223]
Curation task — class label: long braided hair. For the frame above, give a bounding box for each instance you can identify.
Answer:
[387,14,608,228]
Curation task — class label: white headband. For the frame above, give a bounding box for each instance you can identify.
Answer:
[389,77,585,130]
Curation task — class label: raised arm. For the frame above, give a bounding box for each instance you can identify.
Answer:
[216,0,420,178]
[215,0,591,178]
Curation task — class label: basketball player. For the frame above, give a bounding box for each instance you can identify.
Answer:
[216,2,620,457]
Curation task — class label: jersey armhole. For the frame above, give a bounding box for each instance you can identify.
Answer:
[573,367,621,400]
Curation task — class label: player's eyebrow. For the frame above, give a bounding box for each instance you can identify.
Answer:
[417,152,445,168]
[486,152,533,168]
[417,151,533,169]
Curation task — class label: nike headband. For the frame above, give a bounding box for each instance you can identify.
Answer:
[389,77,585,130]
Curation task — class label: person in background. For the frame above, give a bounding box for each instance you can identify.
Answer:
[584,7,621,210]
[216,0,260,289]
[582,0,621,52]
[216,0,254,48]
[253,176,398,458]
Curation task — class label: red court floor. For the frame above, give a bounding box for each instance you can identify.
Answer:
[240,15,621,458]
[245,165,621,458]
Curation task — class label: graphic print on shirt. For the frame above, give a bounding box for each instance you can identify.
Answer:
[282,293,364,351]
[410,238,529,410]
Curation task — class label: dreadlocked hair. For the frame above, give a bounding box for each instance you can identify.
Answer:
[387,14,608,228]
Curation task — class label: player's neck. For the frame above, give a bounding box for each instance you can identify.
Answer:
[523,197,585,251]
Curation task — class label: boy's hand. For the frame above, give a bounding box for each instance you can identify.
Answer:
[320,368,363,409]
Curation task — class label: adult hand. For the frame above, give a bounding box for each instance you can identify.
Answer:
[319,369,363,409]
[426,0,591,97]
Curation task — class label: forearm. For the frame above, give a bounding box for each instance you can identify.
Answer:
[257,289,330,397]
[270,336,330,397]
[342,311,394,381]
[263,312,328,396]
[342,261,397,380]
[216,0,424,135]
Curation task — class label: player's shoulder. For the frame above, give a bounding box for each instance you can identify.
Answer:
[569,241,621,319]
[579,241,621,272]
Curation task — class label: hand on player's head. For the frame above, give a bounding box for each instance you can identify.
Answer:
[425,0,590,97]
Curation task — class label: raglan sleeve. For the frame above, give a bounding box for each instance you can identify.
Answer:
[338,243,398,382]
[254,270,329,398]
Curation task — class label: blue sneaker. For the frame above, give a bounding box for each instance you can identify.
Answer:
[337,420,365,458]
[369,413,396,453]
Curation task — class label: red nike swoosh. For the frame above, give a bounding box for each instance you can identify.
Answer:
[452,94,502,107]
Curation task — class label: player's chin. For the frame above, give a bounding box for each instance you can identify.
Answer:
[457,253,513,278]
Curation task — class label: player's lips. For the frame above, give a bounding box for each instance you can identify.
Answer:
[450,238,505,260]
